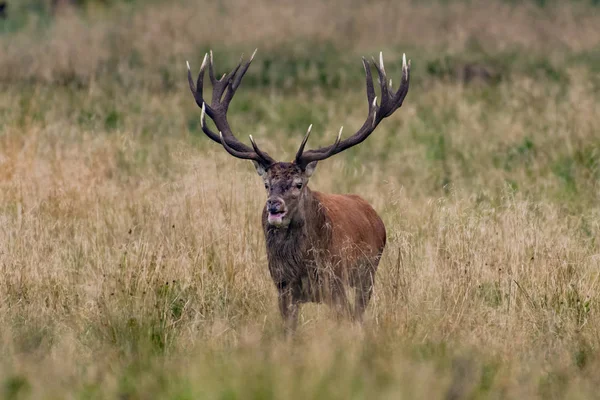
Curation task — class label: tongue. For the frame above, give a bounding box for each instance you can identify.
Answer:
[268,212,285,225]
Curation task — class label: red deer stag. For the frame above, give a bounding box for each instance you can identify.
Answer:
[187,50,410,331]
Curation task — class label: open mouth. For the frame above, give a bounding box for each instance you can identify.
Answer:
[267,210,287,225]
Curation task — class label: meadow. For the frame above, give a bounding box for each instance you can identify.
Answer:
[1,0,600,398]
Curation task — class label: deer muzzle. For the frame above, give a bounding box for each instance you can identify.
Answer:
[266,197,287,226]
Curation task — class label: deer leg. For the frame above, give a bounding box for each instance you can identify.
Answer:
[354,284,373,321]
[277,288,299,334]
[330,281,353,320]
[354,269,376,321]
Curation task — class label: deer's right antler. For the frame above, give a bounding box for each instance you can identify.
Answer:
[187,50,276,166]
[294,52,410,169]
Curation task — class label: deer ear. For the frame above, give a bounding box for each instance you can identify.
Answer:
[304,161,318,177]
[252,161,267,176]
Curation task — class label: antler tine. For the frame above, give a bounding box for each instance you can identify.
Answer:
[217,55,244,106]
[294,124,312,162]
[362,57,376,111]
[227,54,245,84]
[372,96,378,127]
[230,48,257,93]
[187,54,215,118]
[221,64,239,85]
[372,52,391,106]
[249,135,274,163]
[295,126,343,165]
[323,126,344,157]
[392,53,411,110]
[223,49,257,105]
[208,50,216,85]
[295,53,411,168]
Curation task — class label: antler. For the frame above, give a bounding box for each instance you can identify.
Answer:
[295,52,410,168]
[187,50,276,166]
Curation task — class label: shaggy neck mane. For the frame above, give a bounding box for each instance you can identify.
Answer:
[263,187,329,286]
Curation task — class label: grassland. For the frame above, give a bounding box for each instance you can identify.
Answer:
[1,0,600,398]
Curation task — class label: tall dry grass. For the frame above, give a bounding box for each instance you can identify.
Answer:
[0,0,600,398]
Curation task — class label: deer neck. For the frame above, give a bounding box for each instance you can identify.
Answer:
[263,187,326,283]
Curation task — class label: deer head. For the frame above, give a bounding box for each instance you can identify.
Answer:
[187,50,410,228]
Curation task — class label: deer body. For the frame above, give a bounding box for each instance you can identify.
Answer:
[187,50,410,331]
[262,177,386,329]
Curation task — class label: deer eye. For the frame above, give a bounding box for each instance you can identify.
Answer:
[264,183,269,190]
[295,183,303,189]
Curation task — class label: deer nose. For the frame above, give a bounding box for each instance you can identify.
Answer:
[266,198,285,213]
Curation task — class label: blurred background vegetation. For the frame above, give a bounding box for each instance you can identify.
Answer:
[2,0,599,206]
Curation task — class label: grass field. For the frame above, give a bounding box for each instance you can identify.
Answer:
[1,0,600,398]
